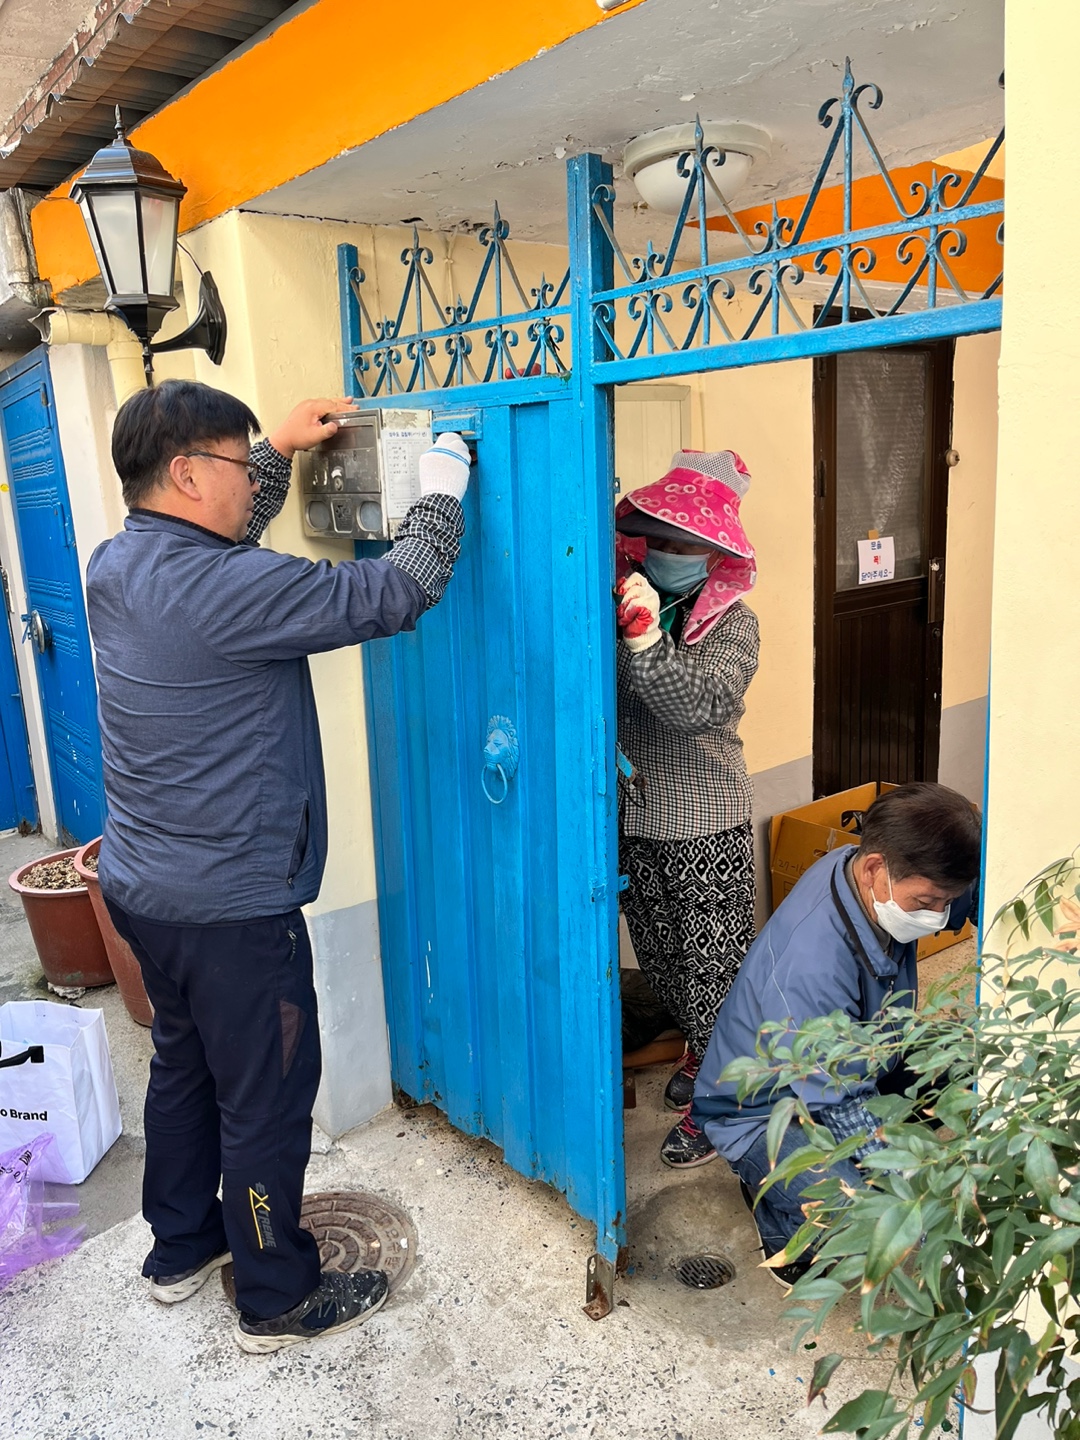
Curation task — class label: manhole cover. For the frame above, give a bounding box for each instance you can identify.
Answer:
[221,1190,418,1303]
[674,1253,736,1290]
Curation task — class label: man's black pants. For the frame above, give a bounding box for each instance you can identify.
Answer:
[106,902,323,1320]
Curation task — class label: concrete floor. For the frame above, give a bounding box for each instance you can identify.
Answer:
[0,828,973,1439]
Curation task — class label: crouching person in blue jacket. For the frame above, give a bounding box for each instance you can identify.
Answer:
[87,380,471,1352]
[691,783,981,1287]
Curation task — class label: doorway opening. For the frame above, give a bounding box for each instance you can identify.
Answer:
[812,339,955,796]
[613,340,997,1276]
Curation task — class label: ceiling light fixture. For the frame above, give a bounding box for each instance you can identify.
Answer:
[623,121,771,215]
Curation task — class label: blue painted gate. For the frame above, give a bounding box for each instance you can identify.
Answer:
[361,381,623,1267]
[0,351,103,844]
[340,63,1004,1288]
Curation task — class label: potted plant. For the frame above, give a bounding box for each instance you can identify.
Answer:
[8,847,113,991]
[74,837,153,1028]
[725,856,1080,1440]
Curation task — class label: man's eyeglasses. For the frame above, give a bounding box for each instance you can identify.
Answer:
[186,451,262,486]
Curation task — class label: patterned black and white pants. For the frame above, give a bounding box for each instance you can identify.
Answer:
[619,822,755,1057]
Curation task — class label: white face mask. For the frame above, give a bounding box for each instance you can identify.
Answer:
[872,867,950,944]
[643,549,710,593]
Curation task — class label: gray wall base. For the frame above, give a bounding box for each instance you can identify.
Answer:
[307,898,393,1140]
[938,694,988,804]
[751,754,815,927]
[967,1350,1078,1439]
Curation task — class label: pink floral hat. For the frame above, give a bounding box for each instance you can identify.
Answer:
[615,450,756,645]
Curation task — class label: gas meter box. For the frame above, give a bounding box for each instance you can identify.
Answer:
[303,408,432,541]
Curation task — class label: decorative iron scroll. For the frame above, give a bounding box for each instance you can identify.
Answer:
[591,59,1003,366]
[340,61,1002,395]
[342,208,571,395]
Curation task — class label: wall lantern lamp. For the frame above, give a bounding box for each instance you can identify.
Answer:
[623,121,771,215]
[70,109,226,384]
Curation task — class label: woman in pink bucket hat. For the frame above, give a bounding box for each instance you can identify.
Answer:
[615,448,759,1169]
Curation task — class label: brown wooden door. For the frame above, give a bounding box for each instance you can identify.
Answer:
[813,340,953,796]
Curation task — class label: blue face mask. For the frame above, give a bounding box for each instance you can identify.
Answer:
[643,548,710,594]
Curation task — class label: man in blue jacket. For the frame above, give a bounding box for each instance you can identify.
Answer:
[87,379,471,1351]
[692,782,980,1286]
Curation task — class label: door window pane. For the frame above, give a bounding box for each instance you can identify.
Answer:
[835,350,928,590]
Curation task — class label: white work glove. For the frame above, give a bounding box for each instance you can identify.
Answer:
[418,432,471,502]
[616,572,663,653]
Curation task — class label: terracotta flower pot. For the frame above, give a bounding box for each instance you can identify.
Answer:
[74,838,154,1028]
[9,846,114,990]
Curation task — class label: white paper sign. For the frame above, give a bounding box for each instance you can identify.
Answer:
[857,535,895,585]
[380,425,432,520]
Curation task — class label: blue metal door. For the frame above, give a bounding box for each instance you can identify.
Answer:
[362,381,623,1269]
[0,352,103,844]
[0,583,35,832]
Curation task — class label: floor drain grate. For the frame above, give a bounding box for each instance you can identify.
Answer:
[222,1190,418,1304]
[675,1253,736,1289]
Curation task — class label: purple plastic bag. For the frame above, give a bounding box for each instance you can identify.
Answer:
[0,1132,84,1287]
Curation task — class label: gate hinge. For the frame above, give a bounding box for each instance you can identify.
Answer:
[590,874,628,902]
[595,716,608,796]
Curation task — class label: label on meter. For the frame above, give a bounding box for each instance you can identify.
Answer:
[381,420,432,522]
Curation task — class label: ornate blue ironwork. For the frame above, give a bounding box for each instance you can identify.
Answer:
[590,59,1003,377]
[341,208,570,396]
[340,60,1002,397]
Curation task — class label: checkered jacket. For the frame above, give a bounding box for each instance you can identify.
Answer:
[816,1093,887,1163]
[618,599,759,841]
[245,439,463,603]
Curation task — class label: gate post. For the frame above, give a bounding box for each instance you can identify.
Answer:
[567,153,624,1317]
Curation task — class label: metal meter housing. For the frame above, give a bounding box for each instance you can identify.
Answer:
[303,408,431,541]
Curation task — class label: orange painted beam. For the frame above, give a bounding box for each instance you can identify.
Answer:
[715,163,1004,294]
[32,0,646,296]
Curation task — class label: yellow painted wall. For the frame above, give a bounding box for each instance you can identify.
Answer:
[984,0,1080,916]
[942,332,999,711]
[688,353,817,777]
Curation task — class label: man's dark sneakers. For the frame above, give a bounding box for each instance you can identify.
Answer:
[235,1268,390,1354]
[738,1180,812,1291]
[660,1112,717,1168]
[149,1250,232,1305]
[663,1050,700,1112]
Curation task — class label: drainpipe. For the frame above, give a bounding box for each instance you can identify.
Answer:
[34,309,147,408]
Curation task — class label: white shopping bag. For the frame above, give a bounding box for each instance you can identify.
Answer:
[0,1003,122,1183]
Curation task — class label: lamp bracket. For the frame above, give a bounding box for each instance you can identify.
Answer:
[149,270,227,367]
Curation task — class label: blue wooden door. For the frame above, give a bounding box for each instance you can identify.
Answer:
[363,383,624,1263]
[0,352,103,844]
[0,582,35,832]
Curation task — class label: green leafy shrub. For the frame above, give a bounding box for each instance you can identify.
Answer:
[722,858,1080,1440]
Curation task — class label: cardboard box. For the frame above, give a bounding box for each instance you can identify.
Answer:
[769,782,972,961]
